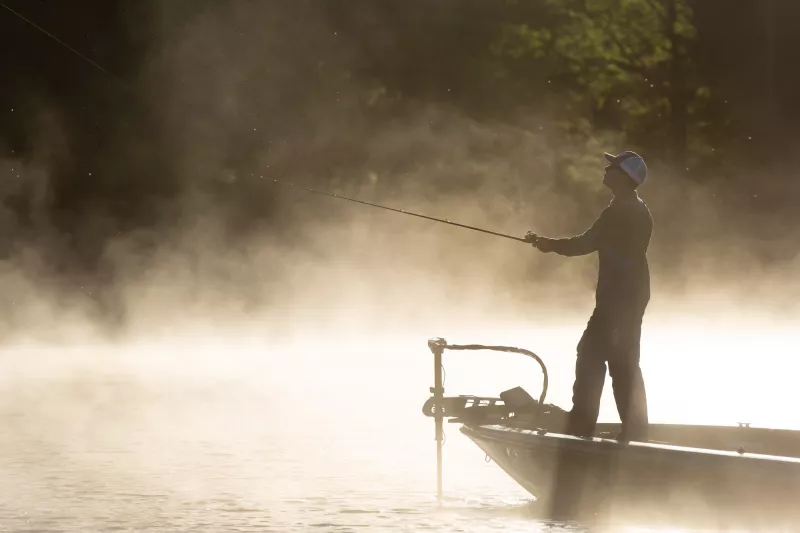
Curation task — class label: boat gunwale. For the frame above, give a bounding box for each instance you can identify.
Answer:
[461,423,800,465]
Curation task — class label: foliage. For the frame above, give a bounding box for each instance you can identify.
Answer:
[491,0,715,179]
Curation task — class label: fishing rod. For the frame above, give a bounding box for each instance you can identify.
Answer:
[271,179,528,243]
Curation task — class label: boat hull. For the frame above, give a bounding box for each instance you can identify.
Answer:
[462,424,800,527]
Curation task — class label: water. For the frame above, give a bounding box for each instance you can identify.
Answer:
[0,376,546,532]
[0,322,796,532]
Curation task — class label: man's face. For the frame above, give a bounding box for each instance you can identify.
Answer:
[602,165,627,189]
[602,165,617,186]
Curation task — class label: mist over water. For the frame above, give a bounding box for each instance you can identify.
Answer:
[2,1,800,531]
[2,313,798,531]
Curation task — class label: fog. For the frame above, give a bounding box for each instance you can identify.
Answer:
[1,2,799,530]
[2,0,799,425]
[2,0,799,433]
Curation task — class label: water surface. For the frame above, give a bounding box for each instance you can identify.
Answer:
[1,323,795,532]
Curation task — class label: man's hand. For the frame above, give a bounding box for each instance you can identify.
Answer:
[525,231,555,253]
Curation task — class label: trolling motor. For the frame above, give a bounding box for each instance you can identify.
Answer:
[423,337,567,501]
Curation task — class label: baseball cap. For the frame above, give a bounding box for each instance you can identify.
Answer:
[604,151,647,185]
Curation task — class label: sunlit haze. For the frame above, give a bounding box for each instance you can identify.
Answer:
[2,1,800,531]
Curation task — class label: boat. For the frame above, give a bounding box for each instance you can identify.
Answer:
[421,337,800,528]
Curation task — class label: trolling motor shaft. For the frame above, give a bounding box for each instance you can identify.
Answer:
[427,337,447,502]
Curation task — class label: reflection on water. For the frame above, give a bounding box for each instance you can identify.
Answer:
[0,321,796,531]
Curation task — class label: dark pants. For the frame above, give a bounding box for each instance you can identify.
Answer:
[566,307,649,440]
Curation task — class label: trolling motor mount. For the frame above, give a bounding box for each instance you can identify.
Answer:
[424,337,557,501]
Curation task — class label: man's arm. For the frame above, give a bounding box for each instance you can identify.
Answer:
[534,208,609,256]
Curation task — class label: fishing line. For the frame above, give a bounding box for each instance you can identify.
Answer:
[2,5,532,246]
[1,2,121,82]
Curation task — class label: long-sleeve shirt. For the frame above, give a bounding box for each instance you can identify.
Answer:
[542,192,653,314]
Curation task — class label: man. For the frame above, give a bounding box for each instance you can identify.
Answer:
[525,151,652,442]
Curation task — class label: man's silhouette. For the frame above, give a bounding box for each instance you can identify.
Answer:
[526,151,652,442]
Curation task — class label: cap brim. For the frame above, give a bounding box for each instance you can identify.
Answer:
[603,152,617,163]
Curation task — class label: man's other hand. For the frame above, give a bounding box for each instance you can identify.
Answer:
[524,230,539,244]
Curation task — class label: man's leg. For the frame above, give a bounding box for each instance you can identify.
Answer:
[608,316,649,440]
[566,315,608,438]
[551,315,608,519]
